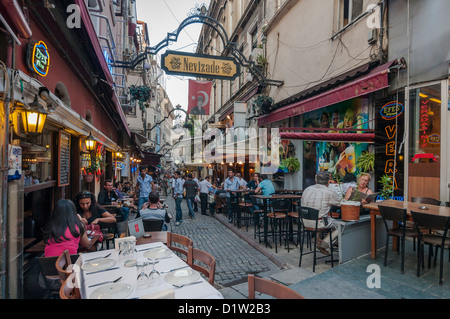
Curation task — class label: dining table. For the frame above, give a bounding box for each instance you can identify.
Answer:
[76,241,223,299]
[363,199,450,260]
[253,194,302,248]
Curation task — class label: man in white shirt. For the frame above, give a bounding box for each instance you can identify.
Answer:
[192,173,200,212]
[301,171,341,255]
[198,176,213,216]
[235,173,247,189]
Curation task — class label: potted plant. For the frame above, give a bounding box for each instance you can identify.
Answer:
[82,161,98,183]
[356,151,375,173]
[281,156,300,173]
[252,95,274,115]
[340,197,361,221]
[128,85,152,112]
[378,174,394,200]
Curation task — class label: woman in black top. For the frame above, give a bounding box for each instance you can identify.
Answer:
[74,191,116,225]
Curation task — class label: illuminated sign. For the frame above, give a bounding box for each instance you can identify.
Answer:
[27,41,50,77]
[380,101,404,120]
[161,51,240,80]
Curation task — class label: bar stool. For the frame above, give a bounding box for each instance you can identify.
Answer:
[249,195,264,242]
[269,198,290,253]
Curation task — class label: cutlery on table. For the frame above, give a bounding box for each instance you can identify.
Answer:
[135,246,163,252]
[85,253,111,262]
[172,281,202,288]
[88,276,122,288]
[160,266,189,274]
[85,267,120,275]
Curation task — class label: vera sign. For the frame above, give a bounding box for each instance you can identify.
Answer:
[27,40,50,77]
[380,101,404,120]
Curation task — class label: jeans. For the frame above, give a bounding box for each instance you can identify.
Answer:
[175,197,183,222]
[200,193,208,215]
[209,202,216,216]
[226,195,236,221]
[138,197,147,210]
[119,207,130,222]
[186,197,195,217]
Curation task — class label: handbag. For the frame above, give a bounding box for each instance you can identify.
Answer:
[85,224,104,243]
[194,194,200,202]
[208,194,215,204]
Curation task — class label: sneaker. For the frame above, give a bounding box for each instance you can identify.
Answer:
[175,221,181,226]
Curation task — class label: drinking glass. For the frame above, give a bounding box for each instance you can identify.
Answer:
[136,262,149,290]
[147,260,161,287]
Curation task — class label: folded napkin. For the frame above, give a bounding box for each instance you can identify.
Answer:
[140,289,175,299]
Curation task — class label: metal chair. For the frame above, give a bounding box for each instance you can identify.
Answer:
[411,211,450,285]
[247,274,304,299]
[249,195,264,242]
[411,197,441,206]
[298,206,335,272]
[187,246,216,285]
[143,219,164,231]
[378,205,418,274]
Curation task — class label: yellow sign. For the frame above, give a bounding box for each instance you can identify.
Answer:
[161,51,240,80]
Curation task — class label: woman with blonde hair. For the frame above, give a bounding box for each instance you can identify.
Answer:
[344,172,373,204]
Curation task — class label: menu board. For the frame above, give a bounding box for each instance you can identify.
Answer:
[58,130,71,187]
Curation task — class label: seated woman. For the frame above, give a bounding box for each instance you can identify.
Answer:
[43,199,91,257]
[74,191,116,225]
[344,172,373,204]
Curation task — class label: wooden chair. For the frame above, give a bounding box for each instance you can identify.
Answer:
[55,250,74,283]
[247,274,304,299]
[167,232,193,262]
[59,276,81,299]
[187,246,216,285]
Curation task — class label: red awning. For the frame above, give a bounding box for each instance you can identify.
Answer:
[258,60,396,126]
[280,132,375,143]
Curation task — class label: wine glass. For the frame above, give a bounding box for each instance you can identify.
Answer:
[147,260,161,287]
[136,262,149,290]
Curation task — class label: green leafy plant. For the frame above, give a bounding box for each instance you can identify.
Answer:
[128,85,152,112]
[83,161,99,175]
[252,95,274,115]
[357,151,375,172]
[378,174,394,199]
[281,156,300,173]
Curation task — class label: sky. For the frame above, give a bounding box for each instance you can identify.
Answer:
[136,0,210,112]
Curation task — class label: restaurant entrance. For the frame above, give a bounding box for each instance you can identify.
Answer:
[407,82,442,201]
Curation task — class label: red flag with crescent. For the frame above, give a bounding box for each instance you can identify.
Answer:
[188,80,212,116]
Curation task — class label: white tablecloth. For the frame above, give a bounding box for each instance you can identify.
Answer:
[76,242,223,299]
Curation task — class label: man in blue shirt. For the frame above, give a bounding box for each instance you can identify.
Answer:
[224,169,240,223]
[255,174,275,196]
[172,171,184,226]
[136,168,155,211]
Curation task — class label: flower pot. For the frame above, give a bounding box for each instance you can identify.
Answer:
[341,201,361,221]
[82,174,94,183]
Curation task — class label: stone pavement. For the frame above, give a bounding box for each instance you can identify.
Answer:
[165,196,450,299]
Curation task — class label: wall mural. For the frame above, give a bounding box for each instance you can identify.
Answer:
[302,98,369,188]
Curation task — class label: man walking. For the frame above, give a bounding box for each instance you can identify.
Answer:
[224,169,240,223]
[136,168,155,210]
[192,173,200,212]
[199,176,213,216]
[173,171,184,226]
[183,173,198,219]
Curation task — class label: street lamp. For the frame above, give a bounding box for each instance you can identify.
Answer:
[85,132,97,152]
[20,95,49,135]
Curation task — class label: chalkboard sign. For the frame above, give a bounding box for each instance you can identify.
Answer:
[58,130,71,187]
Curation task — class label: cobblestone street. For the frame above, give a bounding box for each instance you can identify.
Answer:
[163,196,280,288]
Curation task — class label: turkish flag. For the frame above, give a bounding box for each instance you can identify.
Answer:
[188,80,212,116]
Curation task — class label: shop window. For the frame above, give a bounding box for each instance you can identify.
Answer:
[408,83,441,161]
[22,129,53,185]
[250,28,258,50]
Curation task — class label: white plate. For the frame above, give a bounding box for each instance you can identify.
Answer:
[164,269,200,286]
[82,258,117,272]
[89,283,133,299]
[143,247,172,259]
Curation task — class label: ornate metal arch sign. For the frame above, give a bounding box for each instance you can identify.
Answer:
[161,50,240,80]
